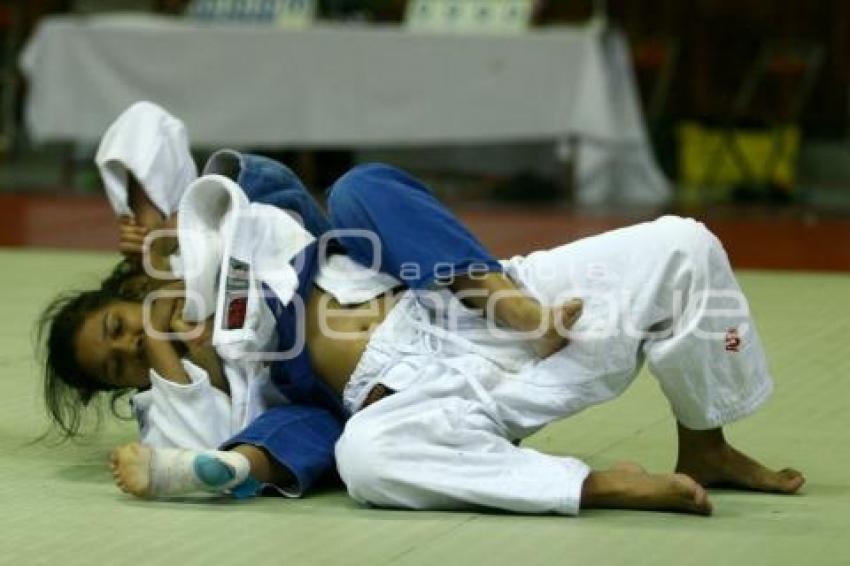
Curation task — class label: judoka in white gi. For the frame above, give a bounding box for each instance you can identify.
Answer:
[334,214,773,514]
[106,164,803,515]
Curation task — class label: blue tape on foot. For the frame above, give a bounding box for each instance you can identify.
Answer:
[230,476,262,500]
[193,454,235,489]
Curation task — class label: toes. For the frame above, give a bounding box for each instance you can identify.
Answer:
[777,468,806,493]
[692,485,713,515]
[740,467,804,494]
[680,445,806,495]
[674,475,713,515]
[780,467,804,480]
[694,494,714,515]
[108,443,152,497]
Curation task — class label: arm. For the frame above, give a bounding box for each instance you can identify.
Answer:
[143,289,191,385]
[170,314,230,395]
[143,286,228,394]
[451,272,544,331]
[119,177,179,272]
[133,297,234,451]
[145,290,230,395]
[451,273,582,358]
[128,175,166,229]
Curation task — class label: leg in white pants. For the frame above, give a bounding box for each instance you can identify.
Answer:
[336,216,774,515]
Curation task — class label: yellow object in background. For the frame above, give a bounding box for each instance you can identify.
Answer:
[276,0,316,28]
[677,121,800,202]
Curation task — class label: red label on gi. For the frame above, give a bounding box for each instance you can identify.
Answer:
[223,257,250,330]
[725,328,741,352]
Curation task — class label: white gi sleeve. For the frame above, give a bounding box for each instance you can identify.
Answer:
[314,254,400,305]
[95,101,197,218]
[132,359,232,450]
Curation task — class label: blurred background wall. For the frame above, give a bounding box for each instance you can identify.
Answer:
[1,0,849,263]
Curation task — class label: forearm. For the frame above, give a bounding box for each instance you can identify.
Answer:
[451,272,581,358]
[146,333,228,395]
[128,177,165,228]
[145,337,191,385]
[124,178,179,268]
[145,286,192,385]
[172,316,229,395]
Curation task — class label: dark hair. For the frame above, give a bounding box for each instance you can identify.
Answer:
[36,259,151,439]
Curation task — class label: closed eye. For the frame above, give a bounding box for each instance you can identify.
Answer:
[107,312,123,340]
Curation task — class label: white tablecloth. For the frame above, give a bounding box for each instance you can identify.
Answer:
[20,14,670,205]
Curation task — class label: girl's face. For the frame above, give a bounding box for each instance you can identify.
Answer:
[74,301,151,389]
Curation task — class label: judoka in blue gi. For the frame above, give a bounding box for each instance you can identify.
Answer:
[82,102,804,514]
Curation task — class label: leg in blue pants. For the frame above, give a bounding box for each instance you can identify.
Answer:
[326,163,504,289]
[221,404,344,497]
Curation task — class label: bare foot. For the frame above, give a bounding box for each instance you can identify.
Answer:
[582,468,712,515]
[677,444,805,494]
[110,443,153,498]
[532,299,583,358]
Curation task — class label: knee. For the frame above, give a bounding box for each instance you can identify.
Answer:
[327,164,395,217]
[334,416,394,503]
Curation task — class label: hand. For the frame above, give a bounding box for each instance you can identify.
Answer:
[531,298,583,358]
[146,281,185,334]
[118,215,178,272]
[147,214,179,265]
[118,216,149,256]
[170,310,212,351]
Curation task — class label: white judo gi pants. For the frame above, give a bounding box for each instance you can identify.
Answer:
[334,216,773,515]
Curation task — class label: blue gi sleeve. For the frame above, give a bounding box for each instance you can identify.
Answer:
[221,404,343,497]
[326,163,504,289]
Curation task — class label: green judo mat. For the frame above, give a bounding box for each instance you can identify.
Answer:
[1,248,848,566]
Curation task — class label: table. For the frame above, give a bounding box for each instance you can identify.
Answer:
[20,14,671,205]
